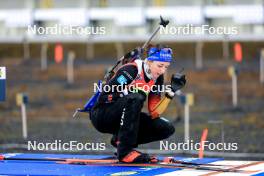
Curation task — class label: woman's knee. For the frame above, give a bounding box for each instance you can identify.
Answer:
[166,123,175,137]
[159,118,175,138]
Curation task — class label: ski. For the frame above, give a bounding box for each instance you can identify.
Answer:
[0,155,258,173]
[59,160,256,173]
[59,157,230,167]
[0,155,228,167]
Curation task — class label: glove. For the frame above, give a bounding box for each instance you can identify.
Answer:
[171,73,186,92]
[165,73,186,99]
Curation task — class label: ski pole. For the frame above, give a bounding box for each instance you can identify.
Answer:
[142,16,169,49]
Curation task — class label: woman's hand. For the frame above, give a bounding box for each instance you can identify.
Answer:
[170,73,186,92]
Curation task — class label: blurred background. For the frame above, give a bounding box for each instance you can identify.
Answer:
[0,0,263,159]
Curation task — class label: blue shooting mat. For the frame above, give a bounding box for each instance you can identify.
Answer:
[0,153,224,176]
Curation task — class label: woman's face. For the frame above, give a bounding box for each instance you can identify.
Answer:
[148,61,170,79]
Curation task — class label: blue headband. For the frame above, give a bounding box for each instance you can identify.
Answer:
[147,47,173,62]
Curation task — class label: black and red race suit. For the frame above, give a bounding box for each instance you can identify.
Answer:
[90,60,175,159]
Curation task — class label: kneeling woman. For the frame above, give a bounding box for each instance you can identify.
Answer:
[90,45,186,163]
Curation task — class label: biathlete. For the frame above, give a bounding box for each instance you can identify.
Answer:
[90,45,186,163]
